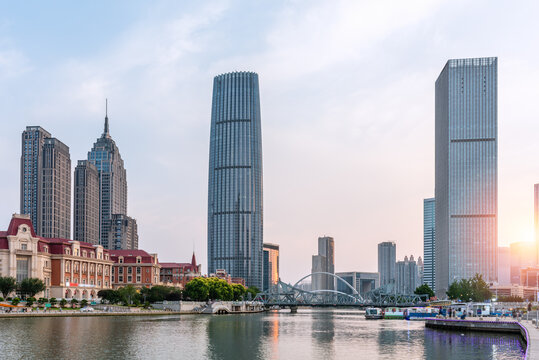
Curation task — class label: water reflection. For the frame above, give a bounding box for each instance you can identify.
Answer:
[0,311,526,360]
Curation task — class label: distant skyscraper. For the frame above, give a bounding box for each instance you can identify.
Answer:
[335,272,379,296]
[535,183,539,265]
[107,214,138,250]
[423,197,435,291]
[87,105,128,249]
[74,160,99,244]
[378,241,396,289]
[396,255,422,295]
[510,241,536,284]
[311,236,335,291]
[21,126,71,238]
[435,57,498,297]
[263,243,279,291]
[207,72,264,288]
[498,246,511,285]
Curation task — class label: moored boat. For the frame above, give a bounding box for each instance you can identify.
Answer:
[365,308,383,319]
[384,308,405,319]
[404,307,439,320]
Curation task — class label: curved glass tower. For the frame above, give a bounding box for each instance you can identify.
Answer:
[208,71,263,288]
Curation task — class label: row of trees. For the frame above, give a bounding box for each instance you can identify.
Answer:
[184,277,259,301]
[0,276,45,299]
[98,285,183,306]
[413,274,492,302]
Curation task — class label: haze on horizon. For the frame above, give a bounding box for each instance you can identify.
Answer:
[1,0,539,283]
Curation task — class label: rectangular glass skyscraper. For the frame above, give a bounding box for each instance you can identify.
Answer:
[208,71,263,288]
[423,198,435,291]
[435,57,498,297]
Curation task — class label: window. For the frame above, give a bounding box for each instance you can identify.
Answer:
[119,267,123,274]
[66,262,71,272]
[98,280,101,286]
[128,267,132,274]
[119,276,123,282]
[43,246,48,253]
[65,248,70,255]
[127,276,132,282]
[119,257,123,264]
[111,267,114,275]
[136,257,141,264]
[16,258,29,282]
[146,269,149,273]
[136,276,141,283]
[66,277,70,283]
[82,278,86,284]
[90,252,95,258]
[21,243,27,250]
[82,250,87,257]
[137,267,141,274]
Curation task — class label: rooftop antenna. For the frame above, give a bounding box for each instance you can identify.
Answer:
[103,98,110,137]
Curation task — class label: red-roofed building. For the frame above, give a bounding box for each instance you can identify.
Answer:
[0,214,113,300]
[160,253,202,289]
[110,249,161,289]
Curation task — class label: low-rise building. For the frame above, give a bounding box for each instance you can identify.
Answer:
[110,249,161,289]
[160,253,202,289]
[0,214,113,300]
[490,283,537,300]
[210,269,245,286]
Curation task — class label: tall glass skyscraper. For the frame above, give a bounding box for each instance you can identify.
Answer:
[435,57,498,297]
[207,71,263,288]
[423,198,435,291]
[86,108,128,249]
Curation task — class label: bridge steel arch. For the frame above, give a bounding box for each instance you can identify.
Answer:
[292,272,362,299]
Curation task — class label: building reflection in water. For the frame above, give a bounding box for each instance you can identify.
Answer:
[205,313,264,359]
[310,310,335,359]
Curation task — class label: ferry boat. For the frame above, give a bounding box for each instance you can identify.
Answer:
[384,308,405,319]
[365,308,383,319]
[404,307,439,320]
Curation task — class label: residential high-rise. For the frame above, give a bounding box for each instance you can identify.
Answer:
[423,197,435,291]
[74,160,99,244]
[107,214,138,250]
[207,72,264,288]
[396,255,422,295]
[311,236,335,291]
[378,241,396,289]
[435,57,498,297]
[21,127,71,238]
[263,243,279,291]
[86,106,128,249]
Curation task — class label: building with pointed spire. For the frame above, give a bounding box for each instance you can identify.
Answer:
[159,253,202,288]
[75,101,136,250]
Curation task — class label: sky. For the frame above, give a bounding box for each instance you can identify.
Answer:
[1,0,539,283]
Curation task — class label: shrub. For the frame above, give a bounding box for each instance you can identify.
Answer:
[0,297,4,302]
[11,297,20,306]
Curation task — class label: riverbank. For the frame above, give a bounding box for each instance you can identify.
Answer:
[0,310,190,318]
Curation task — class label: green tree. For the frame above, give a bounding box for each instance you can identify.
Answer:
[38,297,47,306]
[446,274,491,302]
[19,278,45,298]
[469,274,492,302]
[70,298,79,308]
[232,284,247,301]
[11,297,20,306]
[98,289,120,304]
[184,278,210,301]
[80,299,88,308]
[246,286,260,300]
[26,297,36,307]
[59,298,67,308]
[0,276,17,298]
[49,297,57,306]
[117,285,139,305]
[414,284,435,299]
[207,278,233,301]
[497,295,524,302]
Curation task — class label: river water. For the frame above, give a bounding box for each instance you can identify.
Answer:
[0,309,525,359]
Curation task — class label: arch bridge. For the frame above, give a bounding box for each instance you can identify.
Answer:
[254,272,427,308]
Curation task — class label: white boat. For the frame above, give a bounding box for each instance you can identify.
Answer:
[404,307,439,320]
[365,307,383,319]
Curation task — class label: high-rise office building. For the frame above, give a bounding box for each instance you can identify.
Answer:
[87,107,128,249]
[74,160,99,244]
[263,243,279,291]
[21,126,71,238]
[207,72,264,288]
[335,271,379,296]
[423,197,435,291]
[435,57,498,297]
[510,241,536,284]
[107,214,138,250]
[311,236,335,291]
[378,241,396,289]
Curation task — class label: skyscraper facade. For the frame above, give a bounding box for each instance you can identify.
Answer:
[207,72,264,288]
[74,160,99,244]
[423,197,435,291]
[311,236,335,291]
[21,126,71,238]
[435,57,498,297]
[263,243,279,291]
[396,255,422,295]
[107,214,138,250]
[87,110,128,249]
[378,241,396,289]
